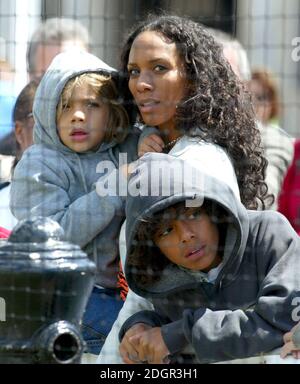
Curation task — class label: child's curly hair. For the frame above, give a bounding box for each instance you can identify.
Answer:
[120,14,270,209]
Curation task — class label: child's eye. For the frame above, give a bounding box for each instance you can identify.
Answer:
[62,103,70,110]
[159,227,173,237]
[187,209,202,220]
[128,68,139,77]
[87,101,100,108]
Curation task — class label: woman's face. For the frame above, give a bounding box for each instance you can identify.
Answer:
[127,31,187,138]
[248,79,272,125]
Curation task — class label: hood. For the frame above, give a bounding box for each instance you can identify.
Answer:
[124,147,249,299]
[33,49,118,153]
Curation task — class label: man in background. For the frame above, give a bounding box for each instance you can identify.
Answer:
[0,18,90,161]
[27,18,90,81]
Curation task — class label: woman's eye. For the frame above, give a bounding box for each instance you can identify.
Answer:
[154,65,167,72]
[128,68,139,77]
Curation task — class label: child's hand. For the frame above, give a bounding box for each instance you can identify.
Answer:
[119,323,152,364]
[130,327,170,364]
[280,323,300,359]
[138,134,165,157]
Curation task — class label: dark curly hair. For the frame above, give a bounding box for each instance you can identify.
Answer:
[120,14,271,209]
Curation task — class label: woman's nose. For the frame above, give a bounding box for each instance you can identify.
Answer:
[177,221,196,243]
[136,72,154,92]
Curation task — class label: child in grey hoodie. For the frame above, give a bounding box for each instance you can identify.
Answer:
[10,50,139,354]
[119,152,300,364]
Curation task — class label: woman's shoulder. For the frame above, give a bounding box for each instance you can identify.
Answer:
[171,136,229,161]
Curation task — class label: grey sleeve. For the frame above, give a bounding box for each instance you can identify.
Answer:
[10,156,123,248]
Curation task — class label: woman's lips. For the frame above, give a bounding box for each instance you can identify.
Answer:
[138,100,160,113]
[185,246,206,261]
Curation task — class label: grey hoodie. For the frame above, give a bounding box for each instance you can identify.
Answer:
[121,151,300,363]
[10,50,139,287]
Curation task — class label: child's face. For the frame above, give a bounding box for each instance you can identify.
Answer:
[153,207,221,272]
[57,83,109,153]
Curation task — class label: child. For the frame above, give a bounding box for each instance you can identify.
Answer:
[10,50,139,355]
[119,151,300,364]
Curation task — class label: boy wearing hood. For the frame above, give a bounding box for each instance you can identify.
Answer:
[10,50,139,354]
[119,151,300,364]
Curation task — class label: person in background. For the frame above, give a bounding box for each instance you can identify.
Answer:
[0,226,10,239]
[0,80,38,230]
[249,69,280,126]
[247,69,294,209]
[278,139,300,235]
[0,48,17,141]
[205,31,293,210]
[208,28,251,81]
[27,17,90,82]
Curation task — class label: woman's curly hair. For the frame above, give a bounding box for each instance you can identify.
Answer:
[120,14,271,209]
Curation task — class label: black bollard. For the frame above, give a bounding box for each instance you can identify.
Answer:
[0,217,96,364]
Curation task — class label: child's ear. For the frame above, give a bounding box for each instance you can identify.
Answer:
[14,121,25,147]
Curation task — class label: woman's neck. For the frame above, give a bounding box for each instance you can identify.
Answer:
[158,124,181,144]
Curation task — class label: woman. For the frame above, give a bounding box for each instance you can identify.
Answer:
[98,14,270,363]
[247,69,294,209]
[121,14,269,209]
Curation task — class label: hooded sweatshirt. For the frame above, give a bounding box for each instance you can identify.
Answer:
[10,50,139,288]
[120,150,300,363]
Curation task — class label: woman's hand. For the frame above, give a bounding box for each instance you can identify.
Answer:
[119,323,152,364]
[138,134,165,157]
[280,323,300,359]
